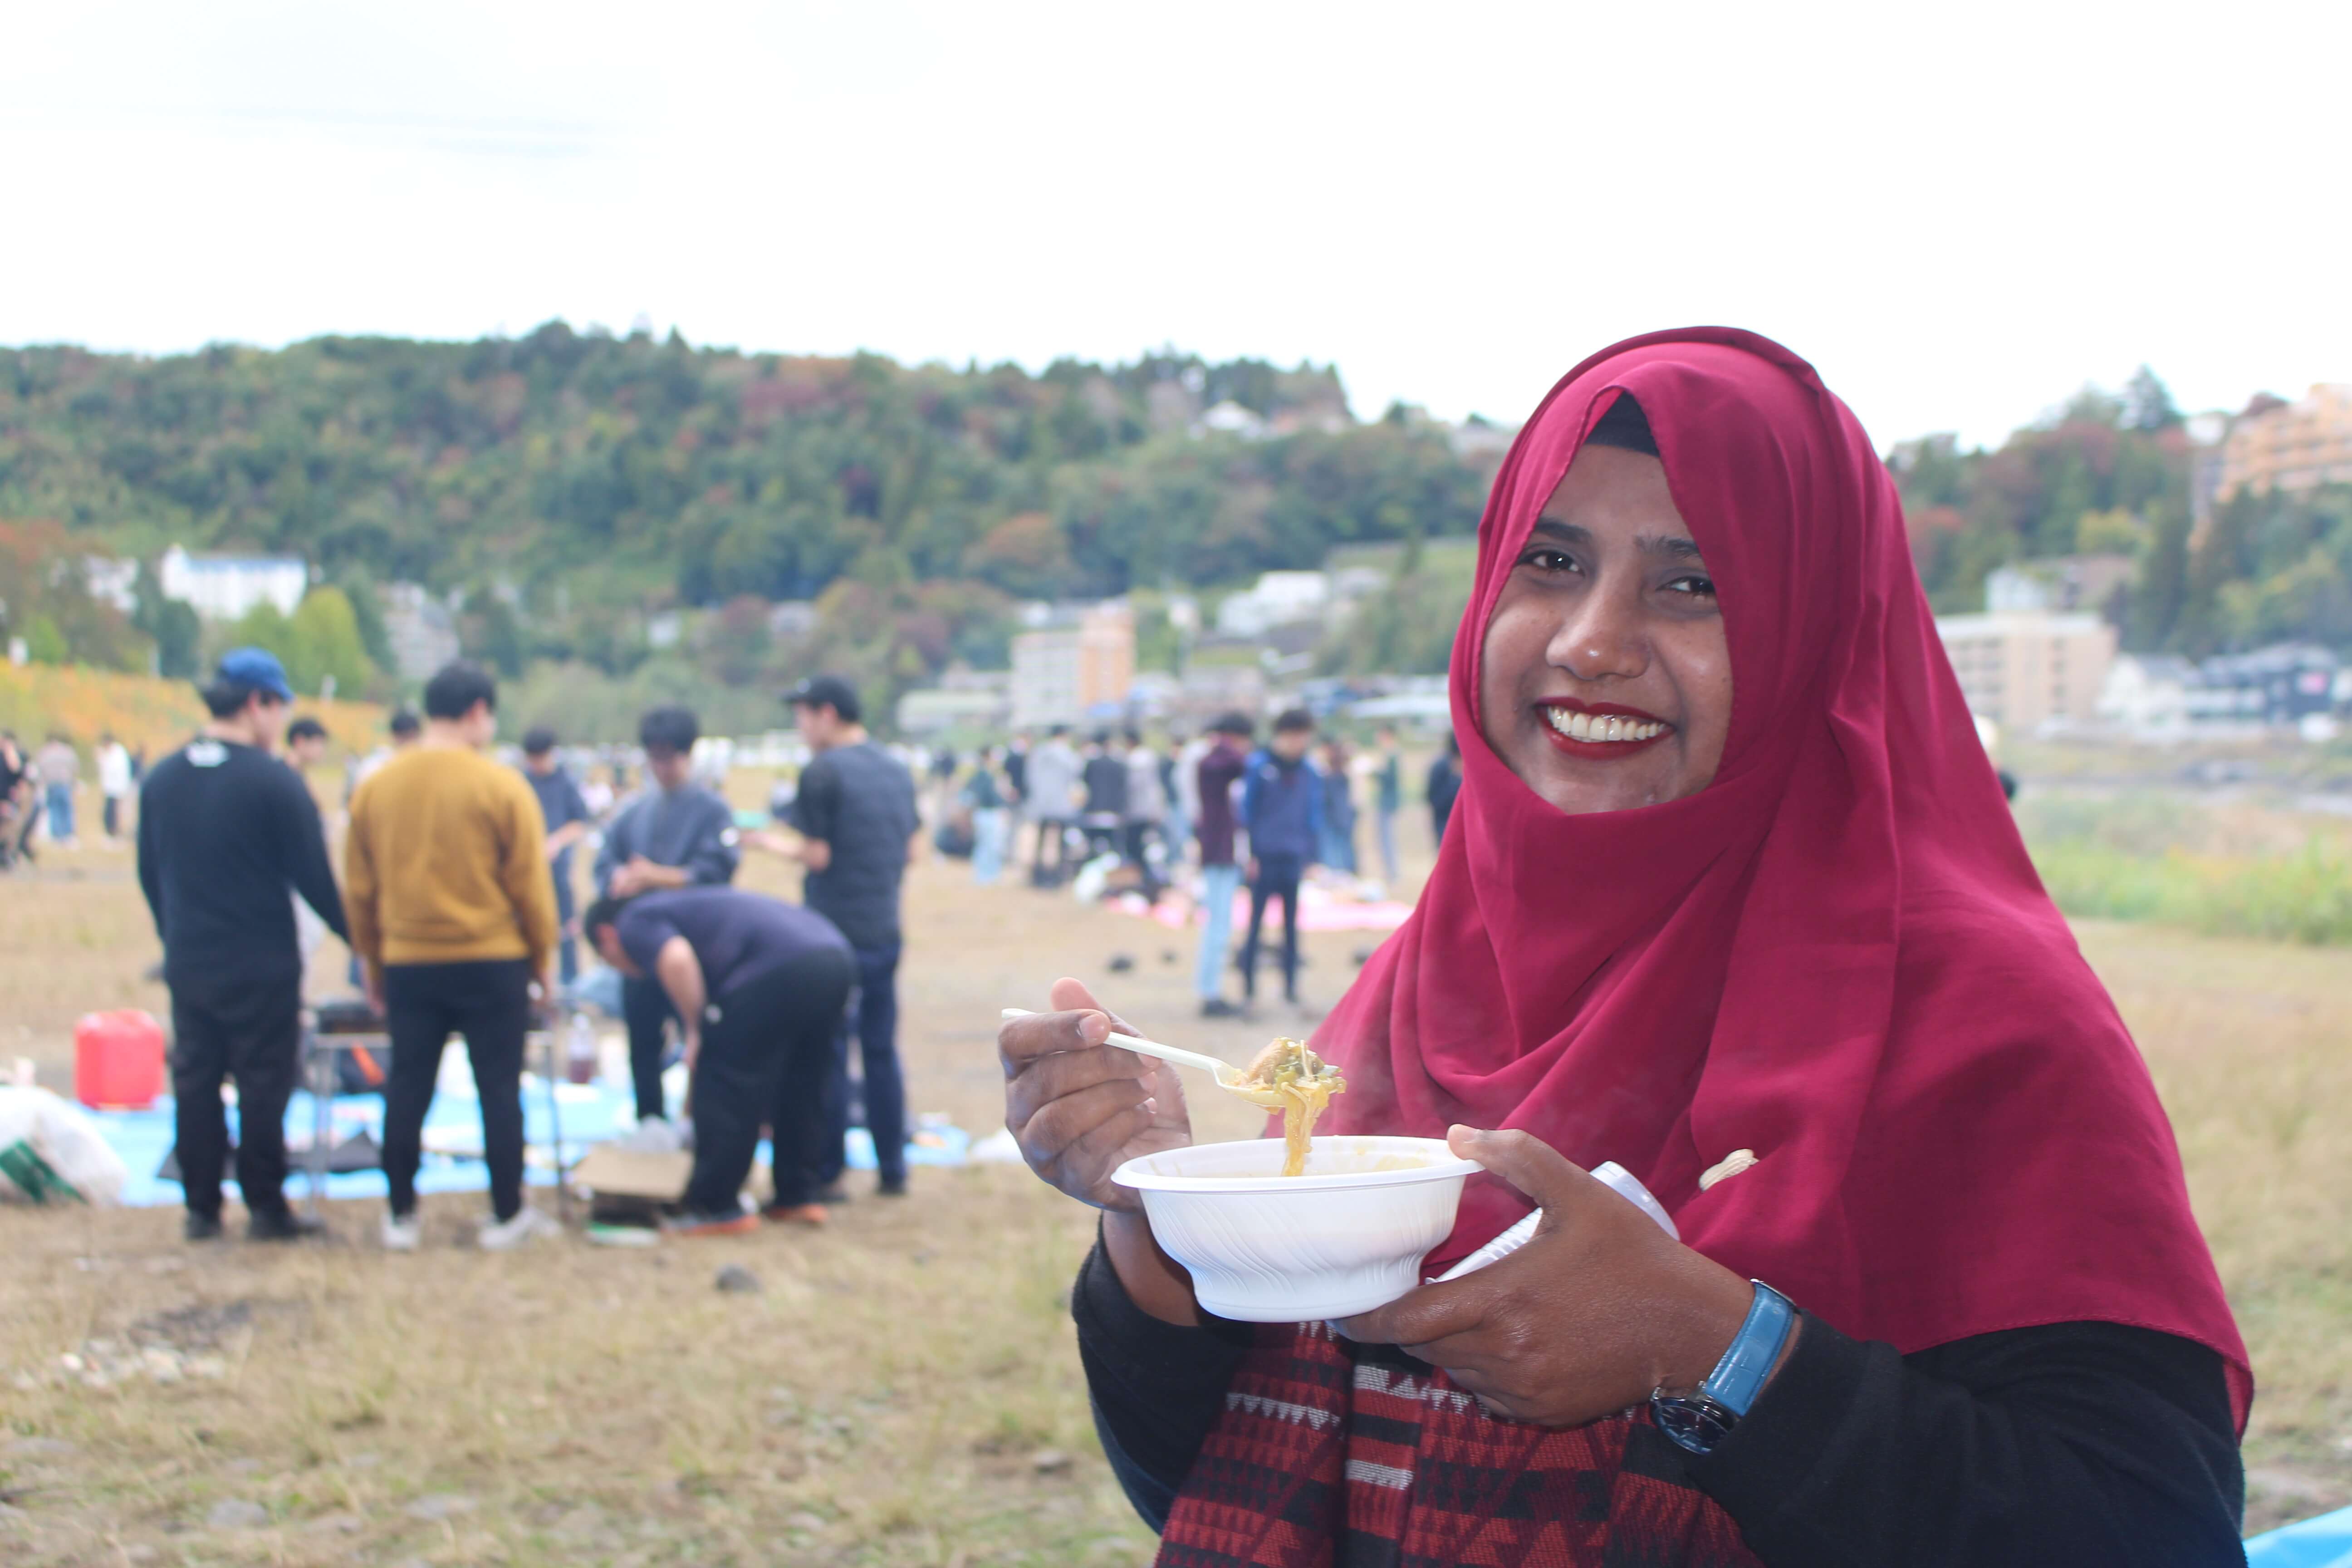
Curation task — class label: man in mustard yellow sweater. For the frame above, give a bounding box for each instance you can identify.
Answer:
[347,661,560,1252]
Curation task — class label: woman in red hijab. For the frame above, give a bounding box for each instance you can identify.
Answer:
[998,329,2249,1566]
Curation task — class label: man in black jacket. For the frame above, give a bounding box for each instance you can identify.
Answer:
[137,648,348,1243]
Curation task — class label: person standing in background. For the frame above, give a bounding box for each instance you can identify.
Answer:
[1318,736,1358,876]
[1078,734,1127,862]
[595,705,740,1125]
[520,727,594,990]
[0,731,31,867]
[751,675,921,1200]
[1002,734,1029,819]
[36,734,78,847]
[1426,732,1463,843]
[1122,730,1166,900]
[1024,726,1080,885]
[1371,726,1403,885]
[96,732,133,843]
[1239,709,1323,1016]
[138,649,348,1242]
[1192,713,1252,1019]
[283,716,334,975]
[347,661,559,1253]
[961,748,1012,886]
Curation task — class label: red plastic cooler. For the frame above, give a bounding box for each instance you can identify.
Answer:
[74,1009,166,1109]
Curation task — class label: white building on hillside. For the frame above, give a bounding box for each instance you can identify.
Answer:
[1011,602,1135,730]
[158,544,307,621]
[1216,571,1331,637]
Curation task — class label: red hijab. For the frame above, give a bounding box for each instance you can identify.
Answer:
[1317,327,2248,1419]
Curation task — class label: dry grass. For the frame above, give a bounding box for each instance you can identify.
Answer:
[2,806,2347,1556]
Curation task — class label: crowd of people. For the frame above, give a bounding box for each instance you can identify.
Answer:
[928,715,1453,1019]
[129,648,926,1249]
[83,632,1446,1246]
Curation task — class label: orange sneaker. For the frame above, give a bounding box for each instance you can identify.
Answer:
[662,1210,760,1238]
[761,1203,829,1228]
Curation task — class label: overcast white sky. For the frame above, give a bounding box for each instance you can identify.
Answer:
[4,0,2345,449]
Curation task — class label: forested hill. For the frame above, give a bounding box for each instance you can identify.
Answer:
[0,324,1489,634]
[1,330,2343,696]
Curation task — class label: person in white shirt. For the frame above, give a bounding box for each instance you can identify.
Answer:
[96,733,134,842]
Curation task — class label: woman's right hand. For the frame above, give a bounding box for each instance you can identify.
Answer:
[1000,976,1192,1213]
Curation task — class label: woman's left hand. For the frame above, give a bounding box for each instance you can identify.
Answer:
[1335,1127,1764,1429]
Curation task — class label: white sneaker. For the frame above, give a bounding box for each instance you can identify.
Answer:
[478,1205,561,1251]
[381,1213,421,1252]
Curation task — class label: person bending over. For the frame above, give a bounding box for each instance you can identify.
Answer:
[347,661,559,1253]
[584,887,853,1234]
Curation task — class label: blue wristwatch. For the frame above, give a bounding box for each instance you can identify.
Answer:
[1650,1281,1796,1455]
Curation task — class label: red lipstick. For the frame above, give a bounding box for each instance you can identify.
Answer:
[1533,697,1674,760]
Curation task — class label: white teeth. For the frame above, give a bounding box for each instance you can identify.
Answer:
[1544,708,1665,743]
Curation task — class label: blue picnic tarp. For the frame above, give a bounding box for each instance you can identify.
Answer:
[2247,1505,2352,1568]
[91,1070,968,1208]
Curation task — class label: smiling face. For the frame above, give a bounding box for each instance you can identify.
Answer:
[1476,444,1733,814]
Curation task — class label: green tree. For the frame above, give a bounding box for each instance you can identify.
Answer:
[288,587,374,696]
[132,562,202,678]
[26,615,68,664]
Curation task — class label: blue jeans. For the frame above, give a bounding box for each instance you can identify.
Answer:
[971,808,1009,885]
[1195,862,1241,1000]
[819,941,907,1187]
[44,784,73,843]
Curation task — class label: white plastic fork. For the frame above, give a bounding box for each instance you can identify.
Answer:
[999,1006,1286,1107]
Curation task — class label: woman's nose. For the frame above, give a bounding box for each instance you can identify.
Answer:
[1549,591,1649,682]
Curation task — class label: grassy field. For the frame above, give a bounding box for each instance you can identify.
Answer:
[2,799,2348,1561]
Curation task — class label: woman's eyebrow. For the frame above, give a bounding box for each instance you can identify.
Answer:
[1645,534,1705,561]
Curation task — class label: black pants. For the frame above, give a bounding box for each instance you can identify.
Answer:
[1241,852,1304,1001]
[169,977,303,1219]
[622,972,678,1121]
[382,959,531,1222]
[812,941,908,1190]
[683,948,853,1214]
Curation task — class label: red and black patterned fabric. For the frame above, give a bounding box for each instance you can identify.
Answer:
[1158,1323,1760,1568]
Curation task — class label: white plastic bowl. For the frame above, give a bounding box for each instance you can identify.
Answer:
[1113,1135,1482,1322]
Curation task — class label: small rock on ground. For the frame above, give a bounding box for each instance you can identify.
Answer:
[404,1493,478,1521]
[206,1499,270,1529]
[1030,1449,1075,1474]
[715,1264,762,1294]
[5,1437,73,1459]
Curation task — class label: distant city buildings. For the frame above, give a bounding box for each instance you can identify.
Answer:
[2101,645,2344,743]
[1936,609,2117,736]
[2215,385,2352,502]
[157,544,308,621]
[1009,601,1135,729]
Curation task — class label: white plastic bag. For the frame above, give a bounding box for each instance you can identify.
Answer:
[0,1086,130,1206]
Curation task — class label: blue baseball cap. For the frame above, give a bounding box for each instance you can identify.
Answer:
[214,647,295,702]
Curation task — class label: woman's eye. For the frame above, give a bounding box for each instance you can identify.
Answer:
[1519,549,1581,574]
[1662,573,1717,599]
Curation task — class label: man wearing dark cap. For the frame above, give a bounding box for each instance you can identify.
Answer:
[519,726,593,989]
[137,648,349,1243]
[750,675,921,1199]
[594,705,740,1124]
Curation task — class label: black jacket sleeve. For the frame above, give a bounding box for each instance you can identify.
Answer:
[1072,1237,1252,1534]
[278,769,349,943]
[1693,1313,2244,1568]
[136,770,166,941]
[682,791,740,885]
[1073,1241,2244,1563]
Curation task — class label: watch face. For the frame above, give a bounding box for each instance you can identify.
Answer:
[1650,1393,1738,1455]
